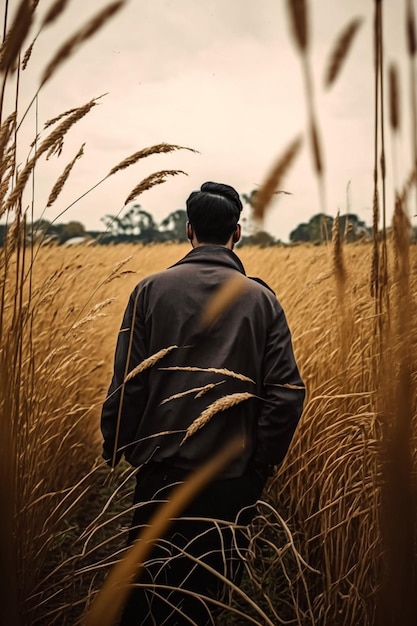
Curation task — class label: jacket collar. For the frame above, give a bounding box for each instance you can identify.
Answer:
[169,245,246,275]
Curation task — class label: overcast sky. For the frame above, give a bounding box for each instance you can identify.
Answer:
[6,0,416,241]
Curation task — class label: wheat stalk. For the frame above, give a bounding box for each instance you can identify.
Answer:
[286,0,308,52]
[0,112,16,154]
[124,170,187,206]
[40,1,126,87]
[160,381,226,405]
[252,136,302,221]
[181,393,256,444]
[268,382,306,390]
[90,298,115,314]
[194,382,225,398]
[37,95,103,155]
[5,98,99,211]
[42,0,71,27]
[71,313,108,330]
[407,0,417,57]
[46,143,85,207]
[389,63,400,132]
[324,18,363,88]
[21,40,34,70]
[199,273,248,330]
[108,143,197,177]
[22,0,71,71]
[0,0,33,73]
[101,256,133,285]
[124,346,178,382]
[370,189,379,299]
[159,366,255,384]
[332,211,346,291]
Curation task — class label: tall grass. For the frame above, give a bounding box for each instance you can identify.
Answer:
[1,0,417,625]
[7,241,414,625]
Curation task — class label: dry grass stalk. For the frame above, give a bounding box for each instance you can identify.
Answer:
[160,381,225,405]
[268,382,305,390]
[407,0,417,57]
[124,346,178,382]
[5,98,98,211]
[399,165,417,205]
[286,0,309,52]
[199,273,248,330]
[310,120,323,177]
[159,366,255,384]
[35,98,97,156]
[101,256,133,285]
[332,212,346,293]
[46,136,63,159]
[324,18,363,88]
[71,313,108,330]
[46,143,85,207]
[41,94,107,148]
[194,381,226,398]
[41,0,71,27]
[252,136,302,221]
[124,170,187,206]
[389,63,400,132]
[44,102,97,128]
[90,298,115,314]
[0,179,10,209]
[21,40,34,70]
[392,195,411,288]
[0,0,33,73]
[370,188,379,298]
[181,393,256,443]
[108,143,197,177]
[0,112,16,154]
[40,1,126,86]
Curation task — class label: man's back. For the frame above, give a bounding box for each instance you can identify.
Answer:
[101,245,304,478]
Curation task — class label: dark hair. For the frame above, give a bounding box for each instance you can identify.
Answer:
[186,181,243,244]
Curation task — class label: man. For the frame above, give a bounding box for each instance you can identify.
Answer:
[101,181,305,625]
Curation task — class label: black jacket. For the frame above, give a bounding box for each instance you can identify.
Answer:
[101,246,305,479]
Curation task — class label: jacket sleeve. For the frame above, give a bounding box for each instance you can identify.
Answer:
[253,303,305,469]
[100,287,148,467]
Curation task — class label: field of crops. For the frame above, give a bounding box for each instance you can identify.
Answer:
[1,239,416,625]
[2,1,417,624]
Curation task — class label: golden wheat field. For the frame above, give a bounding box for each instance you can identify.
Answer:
[1,239,416,625]
[1,1,417,624]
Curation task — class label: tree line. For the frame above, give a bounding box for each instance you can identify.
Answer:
[0,202,379,247]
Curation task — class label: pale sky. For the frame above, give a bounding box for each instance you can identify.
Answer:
[6,0,416,241]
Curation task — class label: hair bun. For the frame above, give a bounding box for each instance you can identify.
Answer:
[200,182,243,216]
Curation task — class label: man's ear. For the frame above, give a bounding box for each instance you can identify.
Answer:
[186,221,193,241]
[232,224,241,243]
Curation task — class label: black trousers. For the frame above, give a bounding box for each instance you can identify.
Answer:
[119,463,264,626]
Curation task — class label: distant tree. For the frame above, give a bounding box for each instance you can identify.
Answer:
[123,205,156,238]
[101,204,159,243]
[159,209,187,242]
[29,219,54,240]
[290,212,371,243]
[308,213,333,243]
[239,230,277,247]
[101,214,124,237]
[289,222,310,243]
[58,221,86,243]
[289,213,332,243]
